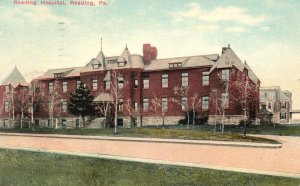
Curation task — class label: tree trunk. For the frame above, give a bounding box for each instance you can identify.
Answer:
[21,111,24,130]
[187,110,190,130]
[31,105,34,129]
[162,115,165,130]
[114,107,118,134]
[192,109,196,130]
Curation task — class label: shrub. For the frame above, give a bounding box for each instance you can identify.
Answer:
[178,110,208,125]
[238,119,253,128]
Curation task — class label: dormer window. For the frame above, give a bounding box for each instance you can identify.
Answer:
[169,62,182,68]
[5,85,9,93]
[107,59,117,64]
[54,73,63,78]
[118,61,126,67]
[93,64,100,69]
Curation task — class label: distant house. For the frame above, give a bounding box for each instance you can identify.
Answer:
[260,86,292,124]
[0,66,28,128]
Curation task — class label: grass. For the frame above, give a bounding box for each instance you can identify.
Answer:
[228,125,300,136]
[0,149,299,186]
[0,127,279,144]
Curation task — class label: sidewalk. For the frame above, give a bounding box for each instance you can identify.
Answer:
[0,132,282,148]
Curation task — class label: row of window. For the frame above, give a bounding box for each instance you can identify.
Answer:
[47,69,231,93]
[262,101,288,110]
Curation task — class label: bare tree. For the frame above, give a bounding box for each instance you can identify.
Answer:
[109,70,125,134]
[229,69,259,138]
[46,80,63,129]
[124,98,140,129]
[15,87,30,129]
[190,92,201,130]
[209,89,222,132]
[29,80,45,129]
[4,86,16,126]
[150,93,167,129]
[173,86,190,129]
[95,99,112,129]
[216,71,230,134]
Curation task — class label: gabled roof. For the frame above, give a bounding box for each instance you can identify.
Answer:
[1,66,27,87]
[145,54,218,71]
[36,67,85,80]
[209,47,259,83]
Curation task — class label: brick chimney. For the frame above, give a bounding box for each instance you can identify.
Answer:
[143,43,158,65]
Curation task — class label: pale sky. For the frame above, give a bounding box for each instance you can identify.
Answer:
[0,0,300,109]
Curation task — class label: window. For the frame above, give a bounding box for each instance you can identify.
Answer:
[4,101,9,112]
[75,119,80,128]
[261,104,266,110]
[5,85,9,93]
[202,96,209,110]
[54,73,63,78]
[143,76,149,89]
[169,63,182,68]
[92,79,98,90]
[118,77,124,89]
[280,112,286,119]
[49,82,54,93]
[35,119,39,126]
[61,101,67,112]
[162,97,168,111]
[221,69,230,81]
[107,59,117,64]
[134,102,138,111]
[133,79,138,88]
[118,99,123,112]
[162,74,168,88]
[76,80,81,89]
[62,81,67,93]
[181,97,187,111]
[61,119,67,127]
[117,118,123,126]
[221,93,229,108]
[47,119,51,127]
[118,62,126,67]
[181,73,188,87]
[281,102,286,109]
[104,81,110,90]
[268,102,272,110]
[143,99,149,111]
[260,92,266,99]
[3,119,8,127]
[202,72,209,86]
[93,64,100,69]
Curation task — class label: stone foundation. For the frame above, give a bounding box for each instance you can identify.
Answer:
[208,115,244,125]
[138,116,184,127]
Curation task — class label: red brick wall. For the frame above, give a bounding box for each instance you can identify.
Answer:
[31,66,259,121]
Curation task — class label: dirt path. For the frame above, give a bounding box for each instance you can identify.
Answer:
[0,133,299,176]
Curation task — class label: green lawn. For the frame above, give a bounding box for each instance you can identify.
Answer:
[0,127,279,144]
[231,125,300,136]
[0,149,299,186]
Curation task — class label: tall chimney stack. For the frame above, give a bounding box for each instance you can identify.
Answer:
[143,43,158,65]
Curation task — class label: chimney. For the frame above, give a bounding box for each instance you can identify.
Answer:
[151,47,157,60]
[222,44,231,54]
[143,43,158,65]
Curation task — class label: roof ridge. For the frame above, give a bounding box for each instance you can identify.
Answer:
[152,54,218,61]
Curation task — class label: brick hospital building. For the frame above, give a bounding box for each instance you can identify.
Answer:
[0,43,260,128]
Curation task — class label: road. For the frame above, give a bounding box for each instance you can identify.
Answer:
[0,133,299,177]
